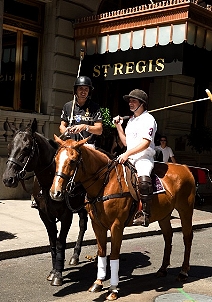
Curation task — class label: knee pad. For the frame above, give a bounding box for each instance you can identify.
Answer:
[138,176,153,199]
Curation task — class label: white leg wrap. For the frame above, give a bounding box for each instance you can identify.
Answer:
[97,256,107,280]
[110,259,119,287]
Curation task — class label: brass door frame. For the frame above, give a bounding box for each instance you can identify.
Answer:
[2,24,41,112]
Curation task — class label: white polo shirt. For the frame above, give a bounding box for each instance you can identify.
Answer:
[155,145,174,162]
[125,111,157,160]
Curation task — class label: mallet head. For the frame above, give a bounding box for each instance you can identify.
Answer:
[205,89,212,101]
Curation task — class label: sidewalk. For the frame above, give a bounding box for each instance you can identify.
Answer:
[1,199,212,260]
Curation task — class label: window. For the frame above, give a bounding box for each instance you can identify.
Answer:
[4,0,40,22]
[0,30,16,109]
[0,0,44,112]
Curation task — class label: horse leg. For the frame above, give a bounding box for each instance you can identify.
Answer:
[38,211,57,282]
[105,222,124,301]
[156,214,173,278]
[69,208,88,265]
[176,209,193,281]
[88,221,107,293]
[51,211,74,286]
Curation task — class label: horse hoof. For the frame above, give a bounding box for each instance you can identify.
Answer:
[89,283,103,292]
[50,272,63,286]
[69,256,79,266]
[155,268,167,278]
[51,277,63,286]
[85,254,97,262]
[106,290,118,301]
[47,269,56,281]
[176,272,188,282]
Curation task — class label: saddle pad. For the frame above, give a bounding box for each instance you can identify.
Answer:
[124,165,165,201]
[152,174,165,194]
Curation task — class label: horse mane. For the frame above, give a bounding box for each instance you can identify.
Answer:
[81,144,111,164]
[59,138,110,163]
[96,147,115,160]
[34,132,57,149]
[48,139,58,150]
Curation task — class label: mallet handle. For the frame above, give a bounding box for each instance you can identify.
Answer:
[149,89,212,113]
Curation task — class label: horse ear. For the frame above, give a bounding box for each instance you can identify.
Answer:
[54,134,63,145]
[31,118,37,133]
[76,137,90,148]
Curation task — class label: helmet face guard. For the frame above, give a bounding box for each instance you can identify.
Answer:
[74,76,94,97]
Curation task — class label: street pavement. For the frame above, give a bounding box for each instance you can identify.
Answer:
[1,198,212,261]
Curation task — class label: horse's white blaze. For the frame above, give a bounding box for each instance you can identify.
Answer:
[54,149,69,191]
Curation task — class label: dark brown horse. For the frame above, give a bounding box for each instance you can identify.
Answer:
[2,119,88,286]
[50,136,196,300]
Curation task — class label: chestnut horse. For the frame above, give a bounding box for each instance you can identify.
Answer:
[50,136,196,300]
[2,120,88,286]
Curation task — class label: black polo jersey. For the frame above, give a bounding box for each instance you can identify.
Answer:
[61,99,102,144]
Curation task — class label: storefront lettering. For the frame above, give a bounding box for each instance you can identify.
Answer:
[0,73,33,82]
[0,74,15,81]
[93,58,165,78]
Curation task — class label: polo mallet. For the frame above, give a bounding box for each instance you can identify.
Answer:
[149,89,212,113]
[59,49,85,139]
[69,49,85,123]
[114,89,212,122]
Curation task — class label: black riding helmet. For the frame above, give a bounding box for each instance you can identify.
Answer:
[74,76,94,97]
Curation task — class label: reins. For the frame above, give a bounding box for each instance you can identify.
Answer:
[65,156,118,211]
[57,148,132,207]
[54,145,137,228]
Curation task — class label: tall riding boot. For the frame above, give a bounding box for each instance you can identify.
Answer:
[133,176,153,227]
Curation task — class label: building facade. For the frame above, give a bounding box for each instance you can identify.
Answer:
[1,0,212,198]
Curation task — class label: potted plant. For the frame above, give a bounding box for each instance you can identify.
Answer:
[97,107,115,152]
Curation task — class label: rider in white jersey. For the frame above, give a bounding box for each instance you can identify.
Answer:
[113,89,157,227]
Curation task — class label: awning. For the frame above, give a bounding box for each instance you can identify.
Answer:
[79,43,184,81]
[79,42,212,81]
[76,22,212,55]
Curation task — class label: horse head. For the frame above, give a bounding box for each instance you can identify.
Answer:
[49,135,88,201]
[2,119,38,188]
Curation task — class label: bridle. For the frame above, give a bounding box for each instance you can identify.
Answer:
[7,134,37,180]
[55,146,116,192]
[56,151,119,213]
[55,146,83,196]
[54,145,136,228]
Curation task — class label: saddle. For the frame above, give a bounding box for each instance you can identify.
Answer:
[124,161,166,202]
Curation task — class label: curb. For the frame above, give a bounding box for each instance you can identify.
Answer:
[1,222,212,261]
